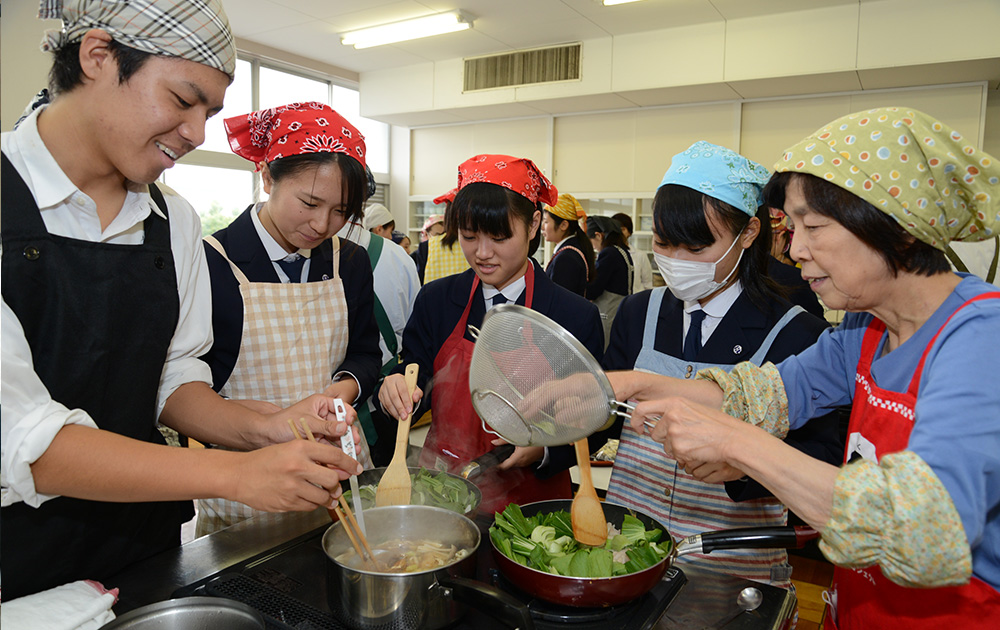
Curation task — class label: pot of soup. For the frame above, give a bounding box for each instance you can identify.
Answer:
[322,505,533,630]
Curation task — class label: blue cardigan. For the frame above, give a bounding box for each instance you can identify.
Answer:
[546,234,590,297]
[201,206,382,401]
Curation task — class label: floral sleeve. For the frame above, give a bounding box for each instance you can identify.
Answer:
[696,362,790,438]
[822,451,972,588]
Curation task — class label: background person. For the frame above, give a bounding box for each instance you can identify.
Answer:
[197,102,382,535]
[1,1,359,601]
[586,214,634,349]
[615,108,1000,627]
[362,202,394,238]
[541,192,595,297]
[612,211,654,294]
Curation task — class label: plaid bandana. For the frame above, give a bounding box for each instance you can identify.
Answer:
[456,154,557,207]
[547,193,586,223]
[776,107,1000,249]
[225,102,366,170]
[39,0,236,78]
[660,141,771,217]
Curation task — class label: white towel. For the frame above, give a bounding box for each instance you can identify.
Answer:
[1,580,118,630]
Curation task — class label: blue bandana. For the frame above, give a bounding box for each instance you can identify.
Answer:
[659,141,771,217]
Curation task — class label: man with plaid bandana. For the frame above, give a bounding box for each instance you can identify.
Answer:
[1,1,362,599]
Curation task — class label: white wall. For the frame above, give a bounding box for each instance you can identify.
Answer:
[1,2,62,131]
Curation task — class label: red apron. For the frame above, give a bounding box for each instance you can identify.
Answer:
[419,264,572,515]
[826,292,1000,629]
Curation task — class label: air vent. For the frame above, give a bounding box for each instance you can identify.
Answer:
[464,43,581,92]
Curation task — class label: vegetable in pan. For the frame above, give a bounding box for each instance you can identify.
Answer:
[489,503,672,578]
[343,468,477,514]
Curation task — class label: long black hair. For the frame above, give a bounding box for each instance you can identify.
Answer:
[447,183,542,257]
[546,210,596,279]
[653,184,781,311]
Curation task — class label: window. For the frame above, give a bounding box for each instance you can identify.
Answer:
[164,56,390,236]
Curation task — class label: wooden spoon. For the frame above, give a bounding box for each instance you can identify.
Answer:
[375,363,419,507]
[570,438,608,546]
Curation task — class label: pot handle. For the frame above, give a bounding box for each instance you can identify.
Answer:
[677,526,819,556]
[438,576,535,630]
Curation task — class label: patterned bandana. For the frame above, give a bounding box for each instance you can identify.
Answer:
[225,102,366,170]
[456,154,558,207]
[776,107,1000,250]
[433,188,457,205]
[421,214,444,234]
[546,193,586,223]
[39,0,236,78]
[660,141,771,217]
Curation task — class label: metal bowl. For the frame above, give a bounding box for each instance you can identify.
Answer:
[98,597,264,629]
[342,466,482,518]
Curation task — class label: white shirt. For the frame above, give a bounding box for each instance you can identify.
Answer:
[250,203,310,283]
[337,221,420,366]
[683,280,743,348]
[481,276,526,311]
[1,107,214,508]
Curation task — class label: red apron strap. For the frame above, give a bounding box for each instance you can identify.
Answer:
[906,292,1000,398]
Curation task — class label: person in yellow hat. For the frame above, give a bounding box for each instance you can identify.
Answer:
[541,193,595,297]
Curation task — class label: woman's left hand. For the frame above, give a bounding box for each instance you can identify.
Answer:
[632,396,745,470]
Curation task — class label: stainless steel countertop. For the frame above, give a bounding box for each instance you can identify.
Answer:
[108,508,796,629]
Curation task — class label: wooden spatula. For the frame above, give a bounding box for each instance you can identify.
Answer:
[571,438,608,546]
[375,363,419,507]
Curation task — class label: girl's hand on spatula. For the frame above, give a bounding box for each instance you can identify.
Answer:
[378,372,423,421]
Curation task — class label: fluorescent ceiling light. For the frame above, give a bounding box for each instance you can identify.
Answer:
[341,11,473,49]
[603,0,646,5]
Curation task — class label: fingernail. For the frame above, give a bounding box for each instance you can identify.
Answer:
[356,464,363,474]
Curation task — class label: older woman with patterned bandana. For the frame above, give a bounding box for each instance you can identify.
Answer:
[613,108,1000,628]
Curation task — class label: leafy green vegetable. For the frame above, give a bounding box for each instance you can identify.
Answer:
[489,503,672,579]
[342,469,477,514]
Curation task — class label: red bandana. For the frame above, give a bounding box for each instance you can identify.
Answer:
[433,187,457,205]
[456,154,557,206]
[224,101,366,169]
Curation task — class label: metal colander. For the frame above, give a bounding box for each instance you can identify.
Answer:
[468,304,633,447]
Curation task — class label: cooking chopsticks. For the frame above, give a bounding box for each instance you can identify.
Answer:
[287,418,379,570]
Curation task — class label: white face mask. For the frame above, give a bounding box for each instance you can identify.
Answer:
[654,233,744,302]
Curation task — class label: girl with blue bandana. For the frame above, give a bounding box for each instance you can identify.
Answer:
[601,141,842,588]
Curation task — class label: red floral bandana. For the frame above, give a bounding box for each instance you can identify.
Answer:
[456,154,557,206]
[224,101,365,169]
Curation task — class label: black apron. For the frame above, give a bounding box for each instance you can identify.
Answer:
[1,154,193,599]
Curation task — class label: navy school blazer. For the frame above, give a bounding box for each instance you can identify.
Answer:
[602,288,845,501]
[377,260,606,477]
[200,206,382,401]
[546,234,590,297]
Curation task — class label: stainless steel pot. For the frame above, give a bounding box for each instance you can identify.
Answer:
[98,596,265,629]
[322,505,533,630]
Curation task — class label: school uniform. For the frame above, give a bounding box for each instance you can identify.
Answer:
[197,204,381,534]
[377,260,605,514]
[545,233,590,297]
[602,285,843,586]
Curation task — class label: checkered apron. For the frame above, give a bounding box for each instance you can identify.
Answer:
[606,288,803,587]
[423,234,470,284]
[196,236,354,536]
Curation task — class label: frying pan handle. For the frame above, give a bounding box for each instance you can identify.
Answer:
[679,526,820,556]
[461,444,517,479]
[438,576,535,630]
